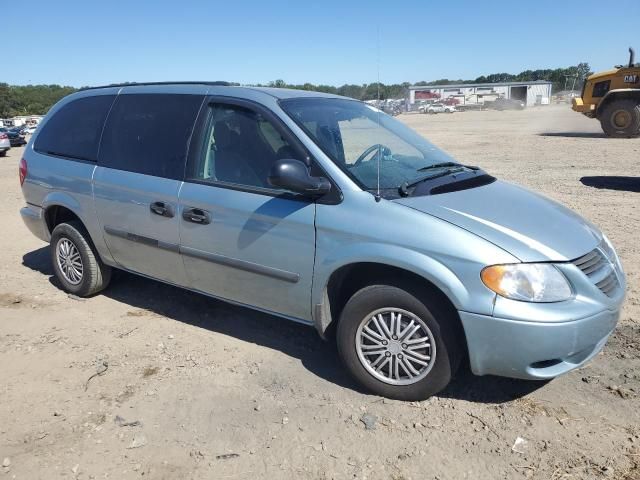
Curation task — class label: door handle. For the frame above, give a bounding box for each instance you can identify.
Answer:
[150,201,174,218]
[182,207,211,225]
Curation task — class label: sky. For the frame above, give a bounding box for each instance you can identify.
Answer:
[5,0,640,87]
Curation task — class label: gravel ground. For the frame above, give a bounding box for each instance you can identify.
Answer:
[0,105,639,480]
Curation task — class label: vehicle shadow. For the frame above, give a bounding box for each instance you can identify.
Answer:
[580,176,640,193]
[439,365,547,403]
[538,132,607,138]
[23,246,543,404]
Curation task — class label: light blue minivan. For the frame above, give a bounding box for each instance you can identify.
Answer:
[19,83,626,400]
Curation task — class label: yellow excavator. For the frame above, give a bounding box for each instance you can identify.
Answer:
[572,47,640,137]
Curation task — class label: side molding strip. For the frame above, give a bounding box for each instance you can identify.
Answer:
[104,226,180,253]
[180,246,300,283]
[103,226,300,283]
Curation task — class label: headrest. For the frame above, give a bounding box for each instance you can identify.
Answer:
[214,122,234,149]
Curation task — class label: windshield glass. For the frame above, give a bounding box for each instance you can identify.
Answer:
[280,98,458,191]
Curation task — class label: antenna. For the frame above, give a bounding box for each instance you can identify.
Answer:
[375,25,382,203]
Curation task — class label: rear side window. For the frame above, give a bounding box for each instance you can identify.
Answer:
[34,95,115,161]
[99,93,203,180]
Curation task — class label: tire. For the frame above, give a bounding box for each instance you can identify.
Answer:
[599,99,640,138]
[337,284,462,400]
[50,221,111,297]
[0,151,6,157]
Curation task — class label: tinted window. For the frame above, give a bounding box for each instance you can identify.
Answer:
[99,94,203,179]
[34,95,114,161]
[189,103,302,189]
[592,80,610,98]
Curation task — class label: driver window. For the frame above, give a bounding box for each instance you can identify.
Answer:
[195,104,300,189]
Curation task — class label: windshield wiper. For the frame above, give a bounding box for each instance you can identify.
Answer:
[398,166,466,197]
[416,161,461,172]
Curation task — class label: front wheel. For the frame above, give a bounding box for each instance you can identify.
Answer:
[337,285,461,400]
[599,99,640,138]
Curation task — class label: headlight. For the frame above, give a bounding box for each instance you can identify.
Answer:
[481,264,572,302]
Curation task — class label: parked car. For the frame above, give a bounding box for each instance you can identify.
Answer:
[24,124,38,134]
[9,126,29,138]
[487,97,526,110]
[19,83,626,400]
[0,127,27,147]
[421,103,455,114]
[0,130,10,156]
[381,103,402,116]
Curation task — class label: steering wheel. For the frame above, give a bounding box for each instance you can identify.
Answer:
[353,144,392,166]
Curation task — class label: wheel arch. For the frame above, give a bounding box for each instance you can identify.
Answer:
[41,192,115,266]
[42,192,87,234]
[596,89,640,117]
[44,204,84,234]
[313,260,469,362]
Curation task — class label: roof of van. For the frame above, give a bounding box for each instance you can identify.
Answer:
[80,82,345,100]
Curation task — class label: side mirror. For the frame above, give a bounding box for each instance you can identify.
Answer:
[268,159,331,197]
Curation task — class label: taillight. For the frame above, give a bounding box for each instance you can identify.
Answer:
[19,158,27,186]
[0,133,8,140]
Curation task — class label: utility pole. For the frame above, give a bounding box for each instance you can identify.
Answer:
[564,74,579,93]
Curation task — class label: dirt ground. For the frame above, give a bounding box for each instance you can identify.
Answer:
[1,105,639,480]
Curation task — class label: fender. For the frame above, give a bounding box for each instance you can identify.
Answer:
[311,242,497,336]
[596,88,640,115]
[42,191,86,220]
[41,191,116,265]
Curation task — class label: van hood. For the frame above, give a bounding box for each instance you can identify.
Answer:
[394,180,601,262]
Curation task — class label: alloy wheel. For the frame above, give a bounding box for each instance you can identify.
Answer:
[355,307,436,385]
[56,238,83,285]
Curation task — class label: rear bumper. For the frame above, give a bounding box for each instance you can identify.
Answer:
[20,204,50,242]
[459,308,619,380]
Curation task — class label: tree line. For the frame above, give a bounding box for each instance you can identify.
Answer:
[0,63,591,117]
[0,84,76,118]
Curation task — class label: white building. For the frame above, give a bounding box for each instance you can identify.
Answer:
[408,81,552,108]
[4,115,44,127]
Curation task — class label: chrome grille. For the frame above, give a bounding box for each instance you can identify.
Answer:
[573,247,619,297]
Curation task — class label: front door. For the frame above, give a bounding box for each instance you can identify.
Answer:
[179,100,316,321]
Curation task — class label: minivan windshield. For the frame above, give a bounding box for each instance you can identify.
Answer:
[280,97,463,193]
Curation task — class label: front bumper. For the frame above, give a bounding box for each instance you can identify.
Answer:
[20,204,50,242]
[459,308,619,380]
[571,97,585,112]
[571,97,596,116]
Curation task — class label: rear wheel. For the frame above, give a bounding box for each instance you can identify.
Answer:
[600,99,640,138]
[50,221,111,297]
[0,151,7,157]
[337,285,462,400]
